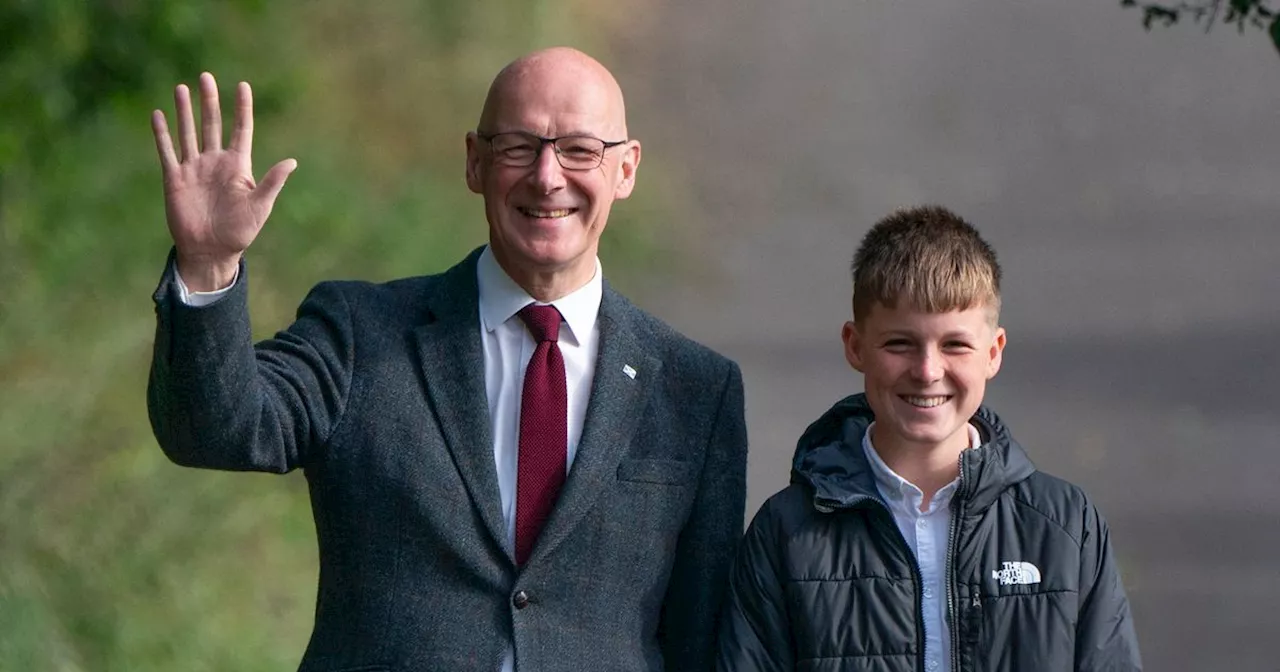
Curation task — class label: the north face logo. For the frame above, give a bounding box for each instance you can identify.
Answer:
[992,561,1042,586]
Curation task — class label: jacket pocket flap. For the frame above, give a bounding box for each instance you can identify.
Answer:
[617,458,697,485]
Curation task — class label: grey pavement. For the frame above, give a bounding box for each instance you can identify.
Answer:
[618,1,1280,669]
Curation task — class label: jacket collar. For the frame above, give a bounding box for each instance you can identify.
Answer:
[790,394,1036,515]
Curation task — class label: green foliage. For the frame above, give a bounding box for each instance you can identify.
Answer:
[1119,0,1280,56]
[0,0,233,167]
[0,1,676,669]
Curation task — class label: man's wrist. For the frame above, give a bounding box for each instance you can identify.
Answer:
[175,254,241,292]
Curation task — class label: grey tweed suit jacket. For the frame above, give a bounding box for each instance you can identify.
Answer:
[147,247,748,672]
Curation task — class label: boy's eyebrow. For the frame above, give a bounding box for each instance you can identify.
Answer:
[877,328,980,339]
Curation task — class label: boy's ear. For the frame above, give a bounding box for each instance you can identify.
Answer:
[986,326,1007,379]
[841,321,865,373]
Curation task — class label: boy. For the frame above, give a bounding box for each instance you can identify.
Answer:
[716,206,1141,671]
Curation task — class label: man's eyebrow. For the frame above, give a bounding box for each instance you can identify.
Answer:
[487,129,611,139]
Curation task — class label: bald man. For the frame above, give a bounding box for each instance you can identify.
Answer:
[146,48,747,671]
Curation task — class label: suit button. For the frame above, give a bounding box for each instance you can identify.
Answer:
[512,590,530,610]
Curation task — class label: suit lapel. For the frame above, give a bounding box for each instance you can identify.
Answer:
[413,249,509,557]
[526,285,660,567]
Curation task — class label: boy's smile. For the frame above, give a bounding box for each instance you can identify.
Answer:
[901,395,951,408]
[842,302,1006,462]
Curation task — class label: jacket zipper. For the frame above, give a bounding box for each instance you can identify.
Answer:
[945,453,967,672]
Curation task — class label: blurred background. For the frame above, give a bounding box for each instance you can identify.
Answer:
[1,0,1276,670]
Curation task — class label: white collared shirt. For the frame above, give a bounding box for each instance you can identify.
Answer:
[476,246,601,672]
[862,422,981,672]
[474,245,601,552]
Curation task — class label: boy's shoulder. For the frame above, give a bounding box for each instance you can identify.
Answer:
[746,481,844,543]
[1005,468,1105,545]
[972,404,1110,539]
[754,482,819,525]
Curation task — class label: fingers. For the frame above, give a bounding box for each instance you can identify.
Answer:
[229,81,254,154]
[251,158,299,219]
[174,83,198,162]
[152,110,179,173]
[170,73,235,161]
[199,72,222,152]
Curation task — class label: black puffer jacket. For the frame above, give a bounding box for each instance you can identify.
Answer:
[717,395,1141,671]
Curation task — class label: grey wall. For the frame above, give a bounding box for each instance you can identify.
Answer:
[623,1,1280,668]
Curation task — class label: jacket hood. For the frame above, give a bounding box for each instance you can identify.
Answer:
[790,394,1037,514]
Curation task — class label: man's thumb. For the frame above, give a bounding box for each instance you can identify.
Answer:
[253,158,298,216]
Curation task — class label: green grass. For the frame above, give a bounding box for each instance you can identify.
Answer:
[0,1,682,668]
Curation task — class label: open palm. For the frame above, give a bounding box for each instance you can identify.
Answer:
[152,72,295,291]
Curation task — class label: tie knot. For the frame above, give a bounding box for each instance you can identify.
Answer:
[518,304,562,343]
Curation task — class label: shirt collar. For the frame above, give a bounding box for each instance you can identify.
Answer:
[861,421,981,508]
[476,245,602,346]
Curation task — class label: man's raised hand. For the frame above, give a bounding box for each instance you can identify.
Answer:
[152,72,296,292]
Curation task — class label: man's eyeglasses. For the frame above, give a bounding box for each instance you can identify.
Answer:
[478,131,628,170]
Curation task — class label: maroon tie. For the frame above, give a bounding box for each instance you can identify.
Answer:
[515,304,568,566]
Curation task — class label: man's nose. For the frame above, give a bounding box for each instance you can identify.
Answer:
[530,142,567,193]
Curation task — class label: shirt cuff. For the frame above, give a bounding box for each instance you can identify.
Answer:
[175,266,240,306]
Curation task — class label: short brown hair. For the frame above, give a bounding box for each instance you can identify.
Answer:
[851,205,1001,324]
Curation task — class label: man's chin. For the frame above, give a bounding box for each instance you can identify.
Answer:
[506,243,594,272]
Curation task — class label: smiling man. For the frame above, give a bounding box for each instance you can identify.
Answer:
[146,47,747,672]
[466,49,638,301]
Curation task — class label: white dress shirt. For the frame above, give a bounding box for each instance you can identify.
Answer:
[474,245,601,552]
[476,246,601,672]
[862,422,981,672]
[177,246,603,672]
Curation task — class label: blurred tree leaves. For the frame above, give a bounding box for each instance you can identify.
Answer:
[0,0,269,313]
[1120,0,1280,56]
[0,0,264,171]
